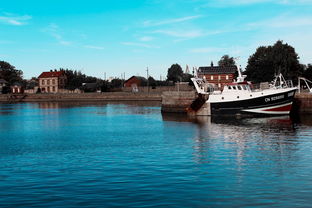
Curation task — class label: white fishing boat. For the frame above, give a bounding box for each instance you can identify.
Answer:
[190,66,297,115]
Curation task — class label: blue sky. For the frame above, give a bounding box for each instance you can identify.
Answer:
[1,0,312,80]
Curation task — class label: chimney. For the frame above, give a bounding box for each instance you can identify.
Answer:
[211,61,213,67]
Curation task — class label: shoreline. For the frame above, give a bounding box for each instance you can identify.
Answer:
[0,92,162,103]
[1,91,311,115]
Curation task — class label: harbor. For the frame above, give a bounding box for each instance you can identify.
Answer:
[1,0,312,207]
[1,101,312,207]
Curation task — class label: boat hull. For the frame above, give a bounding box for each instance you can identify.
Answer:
[209,88,297,115]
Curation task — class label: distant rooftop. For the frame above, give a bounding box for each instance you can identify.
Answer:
[38,70,66,78]
[198,66,237,75]
[0,79,8,84]
[125,76,147,83]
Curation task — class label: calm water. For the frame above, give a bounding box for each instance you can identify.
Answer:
[0,102,312,208]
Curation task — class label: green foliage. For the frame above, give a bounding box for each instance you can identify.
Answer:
[63,69,99,90]
[0,61,23,85]
[167,64,183,83]
[303,64,312,81]
[110,78,123,88]
[245,40,302,83]
[218,55,236,67]
[148,76,156,87]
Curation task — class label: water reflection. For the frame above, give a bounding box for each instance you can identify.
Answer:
[162,113,300,169]
[36,101,160,109]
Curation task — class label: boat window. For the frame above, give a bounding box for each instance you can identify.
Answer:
[238,86,242,90]
[233,86,236,90]
[242,85,247,90]
[228,86,232,90]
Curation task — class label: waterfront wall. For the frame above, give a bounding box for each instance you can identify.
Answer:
[0,92,162,102]
[161,91,196,113]
[294,93,312,114]
[122,83,194,93]
[1,90,312,115]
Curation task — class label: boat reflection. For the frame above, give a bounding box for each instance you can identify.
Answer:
[162,113,301,167]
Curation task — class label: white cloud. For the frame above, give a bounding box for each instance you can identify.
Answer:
[139,36,154,42]
[84,45,105,50]
[143,15,202,27]
[121,42,159,48]
[0,14,31,26]
[152,29,204,38]
[43,23,72,46]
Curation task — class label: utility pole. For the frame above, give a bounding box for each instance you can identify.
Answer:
[146,67,149,93]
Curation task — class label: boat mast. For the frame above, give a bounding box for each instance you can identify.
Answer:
[234,57,246,83]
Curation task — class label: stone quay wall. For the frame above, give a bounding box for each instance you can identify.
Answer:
[161,91,196,113]
[294,93,312,114]
[0,92,162,103]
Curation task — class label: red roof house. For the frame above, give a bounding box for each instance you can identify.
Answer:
[38,70,67,93]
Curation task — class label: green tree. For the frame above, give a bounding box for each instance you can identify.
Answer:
[0,61,23,85]
[303,64,312,81]
[218,55,236,67]
[111,78,122,88]
[148,76,156,88]
[63,69,99,90]
[245,40,302,83]
[167,64,183,83]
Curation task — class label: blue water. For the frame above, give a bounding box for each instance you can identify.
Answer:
[0,102,312,207]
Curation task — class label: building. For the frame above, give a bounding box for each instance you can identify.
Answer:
[197,65,237,88]
[38,70,67,93]
[11,82,24,94]
[124,76,147,92]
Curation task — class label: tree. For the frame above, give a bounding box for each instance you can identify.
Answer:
[245,40,302,83]
[218,55,236,67]
[148,76,157,88]
[63,69,99,90]
[110,78,122,88]
[167,64,183,83]
[0,61,23,85]
[303,64,312,81]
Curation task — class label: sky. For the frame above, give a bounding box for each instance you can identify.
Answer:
[1,0,312,80]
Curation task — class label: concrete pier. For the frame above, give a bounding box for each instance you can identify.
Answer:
[294,93,312,114]
[161,91,196,113]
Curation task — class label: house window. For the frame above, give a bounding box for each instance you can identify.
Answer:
[52,86,55,92]
[47,86,50,92]
[52,79,55,85]
[211,76,214,80]
[226,75,229,80]
[47,79,50,85]
[42,80,45,85]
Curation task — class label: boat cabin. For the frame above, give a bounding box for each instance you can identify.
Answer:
[223,82,251,92]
